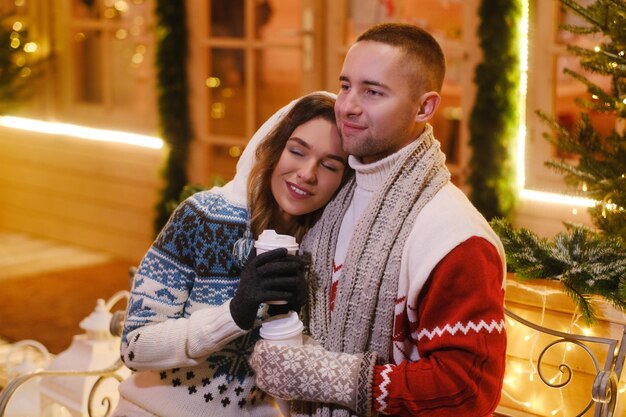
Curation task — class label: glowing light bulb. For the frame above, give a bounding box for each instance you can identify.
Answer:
[594,46,601,52]
[115,0,129,13]
[115,29,128,40]
[131,53,144,65]
[211,102,226,119]
[228,146,242,158]
[206,77,221,88]
[23,41,37,53]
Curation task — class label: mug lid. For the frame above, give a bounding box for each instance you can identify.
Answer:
[255,229,298,249]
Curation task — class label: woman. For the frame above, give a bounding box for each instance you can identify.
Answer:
[112,92,348,417]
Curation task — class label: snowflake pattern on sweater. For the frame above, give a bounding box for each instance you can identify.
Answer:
[117,191,280,417]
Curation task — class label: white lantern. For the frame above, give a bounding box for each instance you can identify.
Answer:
[3,340,51,417]
[39,293,130,417]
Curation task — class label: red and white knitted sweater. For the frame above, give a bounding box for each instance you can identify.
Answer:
[332,154,507,417]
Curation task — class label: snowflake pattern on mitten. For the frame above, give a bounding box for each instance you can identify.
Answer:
[250,340,376,413]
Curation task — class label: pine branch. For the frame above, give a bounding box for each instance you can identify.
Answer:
[563,69,618,112]
[560,0,609,28]
[490,218,626,324]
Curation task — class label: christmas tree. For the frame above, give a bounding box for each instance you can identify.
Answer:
[491,0,626,323]
[0,13,40,114]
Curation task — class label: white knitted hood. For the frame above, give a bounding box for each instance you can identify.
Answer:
[213,91,337,208]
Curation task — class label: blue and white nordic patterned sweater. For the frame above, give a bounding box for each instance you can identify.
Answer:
[117,190,282,417]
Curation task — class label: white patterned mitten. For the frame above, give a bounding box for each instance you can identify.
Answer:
[250,339,377,415]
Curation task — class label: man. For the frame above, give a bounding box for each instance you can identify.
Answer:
[250,23,507,417]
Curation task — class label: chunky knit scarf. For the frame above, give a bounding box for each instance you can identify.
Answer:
[296,126,451,417]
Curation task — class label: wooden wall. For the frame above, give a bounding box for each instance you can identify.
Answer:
[0,126,165,263]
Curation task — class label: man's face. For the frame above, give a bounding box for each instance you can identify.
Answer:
[335,41,424,164]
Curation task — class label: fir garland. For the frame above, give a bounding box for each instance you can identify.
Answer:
[153,0,192,234]
[467,0,520,220]
[491,219,626,324]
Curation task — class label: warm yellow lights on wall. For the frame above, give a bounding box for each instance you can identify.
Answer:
[501,279,626,416]
[0,116,163,150]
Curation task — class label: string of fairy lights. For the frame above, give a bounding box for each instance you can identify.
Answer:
[502,278,626,416]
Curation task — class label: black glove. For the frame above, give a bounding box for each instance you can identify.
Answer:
[230,248,306,330]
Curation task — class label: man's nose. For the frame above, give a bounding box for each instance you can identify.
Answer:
[338,91,361,116]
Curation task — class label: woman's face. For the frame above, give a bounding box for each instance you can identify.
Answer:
[270,117,347,224]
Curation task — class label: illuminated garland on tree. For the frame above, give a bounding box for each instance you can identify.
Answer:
[0,13,41,114]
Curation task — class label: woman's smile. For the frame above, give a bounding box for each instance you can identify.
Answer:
[286,181,313,198]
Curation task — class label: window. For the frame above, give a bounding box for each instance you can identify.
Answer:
[3,0,157,134]
[525,0,616,195]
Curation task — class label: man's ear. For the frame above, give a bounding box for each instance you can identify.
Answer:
[414,92,441,123]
